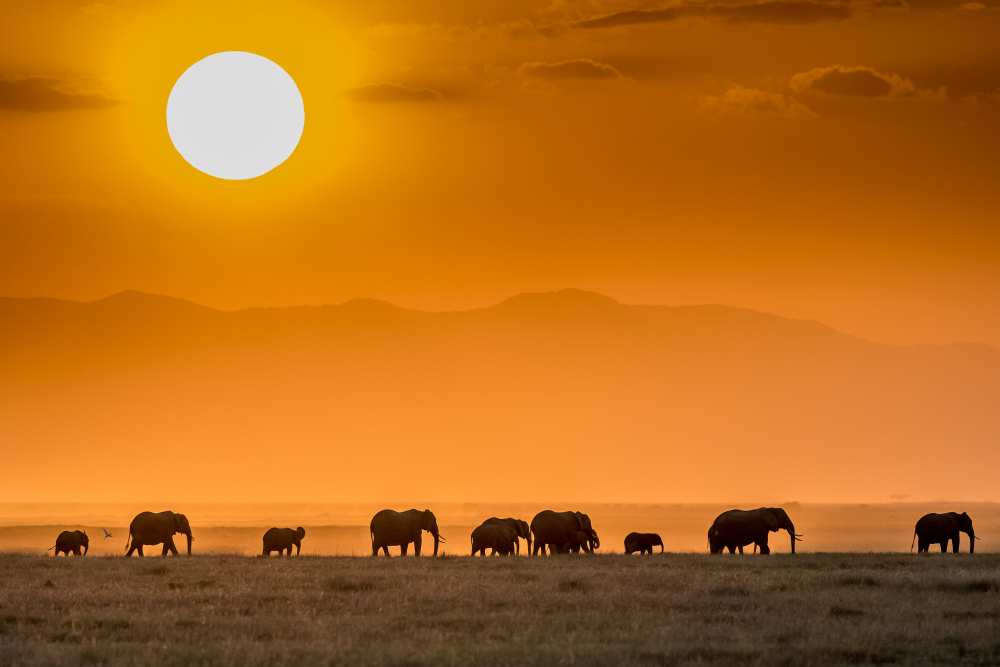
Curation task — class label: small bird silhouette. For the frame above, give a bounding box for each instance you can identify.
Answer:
[102,528,112,540]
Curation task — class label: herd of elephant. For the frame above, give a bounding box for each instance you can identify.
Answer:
[49,507,980,558]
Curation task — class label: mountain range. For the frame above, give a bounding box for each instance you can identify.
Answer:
[2,289,997,503]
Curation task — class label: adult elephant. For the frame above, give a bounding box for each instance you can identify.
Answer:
[624,532,664,555]
[482,517,531,555]
[471,523,518,557]
[262,527,306,557]
[708,507,801,555]
[370,509,444,557]
[125,511,192,557]
[912,512,977,554]
[52,530,89,556]
[530,510,599,557]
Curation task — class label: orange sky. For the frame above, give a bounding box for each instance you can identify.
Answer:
[1,0,998,346]
[1,1,999,505]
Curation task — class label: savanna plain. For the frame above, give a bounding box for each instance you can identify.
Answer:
[2,553,999,666]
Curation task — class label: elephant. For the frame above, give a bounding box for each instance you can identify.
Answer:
[52,530,89,556]
[262,527,306,557]
[530,510,599,557]
[624,532,664,555]
[563,530,599,554]
[124,510,193,557]
[471,523,518,557]
[912,512,977,554]
[708,507,801,555]
[370,509,445,557]
[482,517,531,555]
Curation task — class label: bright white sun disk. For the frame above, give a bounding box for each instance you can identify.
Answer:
[166,51,304,180]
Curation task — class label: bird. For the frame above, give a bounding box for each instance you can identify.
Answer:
[102,528,112,540]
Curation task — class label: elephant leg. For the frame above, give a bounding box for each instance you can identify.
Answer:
[162,543,169,557]
[918,539,928,553]
[137,544,145,557]
[381,546,390,557]
[125,545,136,557]
[939,542,947,553]
[952,535,960,554]
[400,543,408,557]
[164,537,178,556]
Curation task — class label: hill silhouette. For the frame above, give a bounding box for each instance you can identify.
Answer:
[1,290,997,503]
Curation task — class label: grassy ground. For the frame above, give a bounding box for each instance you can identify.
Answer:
[1,554,998,665]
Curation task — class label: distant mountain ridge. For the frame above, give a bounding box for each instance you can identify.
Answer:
[2,288,998,503]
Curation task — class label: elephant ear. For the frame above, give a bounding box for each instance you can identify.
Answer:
[574,513,586,530]
[763,510,782,531]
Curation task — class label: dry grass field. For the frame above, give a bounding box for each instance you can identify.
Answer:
[1,554,998,666]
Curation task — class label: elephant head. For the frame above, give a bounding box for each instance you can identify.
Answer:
[515,519,531,555]
[295,526,306,541]
[80,530,90,556]
[172,512,193,555]
[763,507,801,554]
[574,512,599,552]
[421,509,443,556]
[958,512,976,554]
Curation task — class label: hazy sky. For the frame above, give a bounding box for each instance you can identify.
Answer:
[2,0,999,345]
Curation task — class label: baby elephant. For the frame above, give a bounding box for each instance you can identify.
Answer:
[471,523,518,556]
[262,527,306,557]
[624,532,664,555]
[53,530,89,557]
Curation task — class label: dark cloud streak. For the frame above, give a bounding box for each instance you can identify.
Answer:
[348,83,443,102]
[573,1,852,28]
[0,78,118,112]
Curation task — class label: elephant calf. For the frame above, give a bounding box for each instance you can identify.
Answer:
[52,530,89,556]
[624,532,664,555]
[262,527,306,557]
[471,523,518,557]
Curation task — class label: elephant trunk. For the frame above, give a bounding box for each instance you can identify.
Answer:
[968,529,975,554]
[185,531,192,556]
[788,526,796,554]
[83,543,89,556]
[432,532,439,557]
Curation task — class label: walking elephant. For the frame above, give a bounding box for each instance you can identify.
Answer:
[482,517,531,555]
[370,509,445,557]
[262,527,306,557]
[708,507,801,555]
[624,532,664,555]
[912,512,977,554]
[471,523,518,556]
[52,530,89,556]
[124,511,192,557]
[530,510,599,556]
[563,530,599,554]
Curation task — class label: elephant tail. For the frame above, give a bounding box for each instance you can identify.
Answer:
[124,530,131,553]
[910,531,916,553]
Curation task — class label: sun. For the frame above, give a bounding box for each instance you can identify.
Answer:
[166,51,305,180]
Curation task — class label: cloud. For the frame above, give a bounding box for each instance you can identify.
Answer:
[791,66,916,97]
[0,77,118,112]
[519,59,622,80]
[348,83,443,102]
[703,85,813,116]
[574,7,694,28]
[709,1,852,23]
[573,1,851,28]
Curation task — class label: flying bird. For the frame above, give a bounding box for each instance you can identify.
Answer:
[102,528,112,540]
